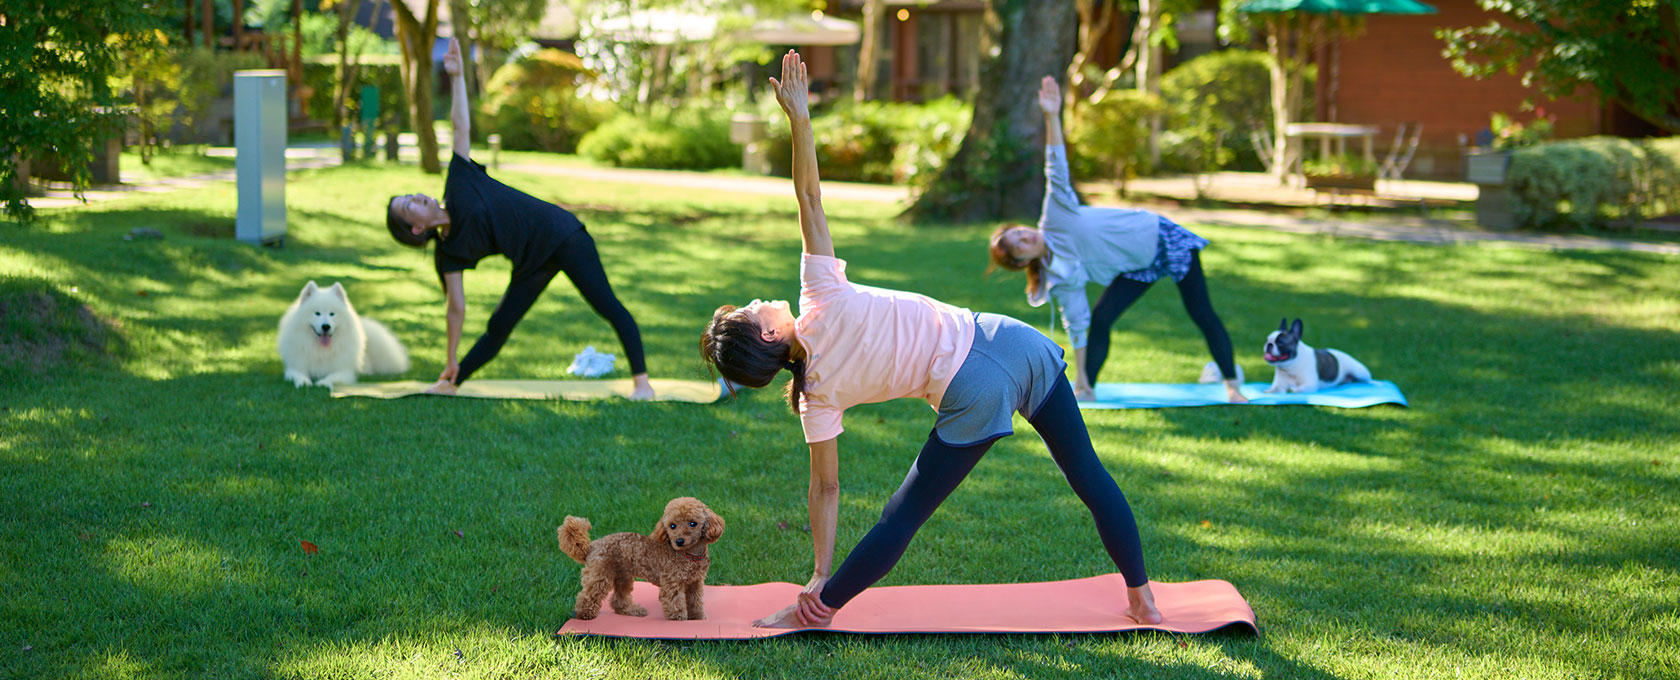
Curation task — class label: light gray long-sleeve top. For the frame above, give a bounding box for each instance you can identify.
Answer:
[1030,144,1160,348]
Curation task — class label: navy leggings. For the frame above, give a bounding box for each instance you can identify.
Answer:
[819,376,1149,609]
[455,229,646,384]
[1084,250,1236,385]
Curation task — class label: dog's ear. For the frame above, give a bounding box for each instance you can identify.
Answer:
[1278,317,1288,332]
[328,282,347,301]
[1290,318,1303,337]
[704,511,725,543]
[300,280,319,300]
[652,519,669,543]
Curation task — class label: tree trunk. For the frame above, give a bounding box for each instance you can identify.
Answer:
[1066,0,1115,116]
[905,0,1078,223]
[1086,11,1143,108]
[333,1,356,130]
[1136,0,1163,164]
[854,0,885,102]
[391,0,442,173]
[1266,14,1294,183]
[201,0,213,48]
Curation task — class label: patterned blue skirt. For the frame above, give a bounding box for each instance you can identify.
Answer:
[1118,216,1208,284]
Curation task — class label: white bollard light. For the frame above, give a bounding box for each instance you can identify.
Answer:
[235,70,287,246]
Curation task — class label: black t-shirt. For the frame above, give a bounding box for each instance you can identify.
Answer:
[435,153,583,281]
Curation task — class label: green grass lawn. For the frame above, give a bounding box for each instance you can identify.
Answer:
[2,161,1677,679]
[117,148,238,184]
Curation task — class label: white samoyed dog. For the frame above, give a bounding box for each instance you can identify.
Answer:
[278,280,409,388]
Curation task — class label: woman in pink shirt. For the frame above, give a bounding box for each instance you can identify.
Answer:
[699,51,1162,629]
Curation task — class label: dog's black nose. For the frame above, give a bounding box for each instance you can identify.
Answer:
[321,323,332,332]
[674,538,685,546]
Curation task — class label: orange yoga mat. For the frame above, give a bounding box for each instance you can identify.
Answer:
[556,575,1256,639]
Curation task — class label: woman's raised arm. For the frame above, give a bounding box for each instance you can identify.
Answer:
[769,51,834,258]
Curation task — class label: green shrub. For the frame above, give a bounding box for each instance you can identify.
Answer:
[889,97,971,189]
[174,48,269,144]
[764,97,970,185]
[1505,136,1680,230]
[577,106,739,170]
[478,49,610,153]
[1489,111,1555,151]
[301,58,407,131]
[1069,90,1165,189]
[1303,152,1378,177]
[1641,136,1680,217]
[1158,49,1277,173]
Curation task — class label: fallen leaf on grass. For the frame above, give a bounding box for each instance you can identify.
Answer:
[300,540,319,555]
[136,290,148,297]
[140,502,152,508]
[776,521,789,530]
[1200,520,1212,528]
[453,530,464,538]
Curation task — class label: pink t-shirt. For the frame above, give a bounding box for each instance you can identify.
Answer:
[794,254,976,443]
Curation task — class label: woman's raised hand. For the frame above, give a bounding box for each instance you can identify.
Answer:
[1037,75,1061,115]
[768,50,810,119]
[443,38,462,77]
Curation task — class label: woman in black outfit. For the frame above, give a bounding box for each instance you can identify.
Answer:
[385,39,652,399]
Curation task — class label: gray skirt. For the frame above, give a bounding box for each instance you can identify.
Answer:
[932,313,1068,447]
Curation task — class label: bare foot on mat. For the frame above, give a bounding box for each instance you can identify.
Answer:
[1225,379,1249,404]
[1126,583,1163,625]
[628,374,655,401]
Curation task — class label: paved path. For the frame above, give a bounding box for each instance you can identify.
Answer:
[506,163,1680,256]
[502,162,913,205]
[29,146,344,209]
[32,151,1678,256]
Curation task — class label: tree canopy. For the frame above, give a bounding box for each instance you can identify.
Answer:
[1438,0,1680,135]
[1,0,174,222]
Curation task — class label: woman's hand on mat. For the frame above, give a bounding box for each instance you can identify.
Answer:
[1224,378,1249,404]
[750,575,833,628]
[795,574,834,625]
[768,50,810,120]
[442,38,461,77]
[1036,75,1061,115]
[1074,382,1096,401]
[422,378,457,395]
[437,360,459,384]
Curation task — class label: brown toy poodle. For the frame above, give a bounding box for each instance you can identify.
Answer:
[558,497,725,620]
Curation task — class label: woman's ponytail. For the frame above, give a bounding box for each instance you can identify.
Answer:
[784,357,808,414]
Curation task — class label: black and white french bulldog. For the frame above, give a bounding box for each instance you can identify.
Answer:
[1262,318,1371,393]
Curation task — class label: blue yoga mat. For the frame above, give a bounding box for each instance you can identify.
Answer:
[1080,380,1408,409]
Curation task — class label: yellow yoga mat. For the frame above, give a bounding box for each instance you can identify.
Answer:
[331,378,723,403]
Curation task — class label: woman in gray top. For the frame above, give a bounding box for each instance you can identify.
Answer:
[989,76,1246,403]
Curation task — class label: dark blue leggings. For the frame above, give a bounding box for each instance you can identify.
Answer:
[819,376,1149,609]
[455,229,646,384]
[1084,250,1237,384]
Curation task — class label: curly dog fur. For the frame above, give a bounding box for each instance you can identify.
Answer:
[558,497,725,620]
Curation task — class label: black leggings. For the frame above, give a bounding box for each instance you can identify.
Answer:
[455,229,646,384]
[819,376,1149,609]
[1084,250,1236,385]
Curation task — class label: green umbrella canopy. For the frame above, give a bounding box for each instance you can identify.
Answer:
[1237,0,1437,13]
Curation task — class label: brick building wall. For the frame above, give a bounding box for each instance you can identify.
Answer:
[1326,0,1603,178]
